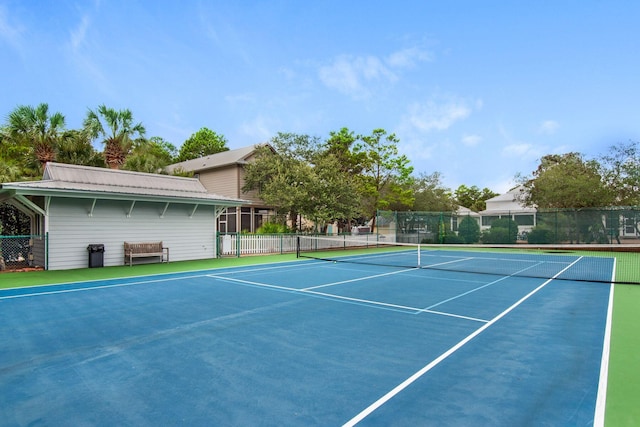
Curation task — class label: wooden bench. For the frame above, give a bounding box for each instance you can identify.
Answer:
[124,241,169,266]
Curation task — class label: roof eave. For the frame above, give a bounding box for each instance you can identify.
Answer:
[2,186,247,207]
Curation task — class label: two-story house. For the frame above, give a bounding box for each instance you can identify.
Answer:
[166,145,276,233]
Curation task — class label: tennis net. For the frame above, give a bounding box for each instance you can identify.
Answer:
[296,235,640,284]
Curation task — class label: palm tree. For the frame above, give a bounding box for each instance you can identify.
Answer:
[6,103,66,168]
[57,129,105,167]
[83,105,146,169]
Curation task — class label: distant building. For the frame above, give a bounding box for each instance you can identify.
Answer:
[479,186,537,237]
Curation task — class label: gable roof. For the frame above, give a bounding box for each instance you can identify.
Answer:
[166,144,272,173]
[0,163,246,206]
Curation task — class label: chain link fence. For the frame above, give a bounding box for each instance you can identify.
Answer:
[377,207,640,245]
[0,235,47,271]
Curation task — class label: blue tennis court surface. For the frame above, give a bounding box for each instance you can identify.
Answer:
[0,253,613,426]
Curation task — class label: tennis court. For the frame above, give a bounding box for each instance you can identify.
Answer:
[0,244,614,426]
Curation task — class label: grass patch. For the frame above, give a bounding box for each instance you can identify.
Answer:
[0,254,299,289]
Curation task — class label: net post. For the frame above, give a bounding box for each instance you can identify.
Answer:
[417,244,421,267]
[296,236,300,258]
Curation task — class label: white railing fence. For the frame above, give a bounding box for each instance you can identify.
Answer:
[217,233,382,257]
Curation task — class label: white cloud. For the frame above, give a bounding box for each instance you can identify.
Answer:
[502,143,537,157]
[538,119,559,134]
[64,11,114,99]
[239,115,274,142]
[318,47,431,99]
[318,54,395,99]
[461,134,482,147]
[403,99,472,133]
[69,14,90,51]
[0,5,24,51]
[386,47,432,69]
[498,123,545,161]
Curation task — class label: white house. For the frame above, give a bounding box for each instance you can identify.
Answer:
[0,163,246,270]
[479,186,537,236]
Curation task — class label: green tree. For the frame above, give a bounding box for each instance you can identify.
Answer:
[304,152,361,231]
[482,217,518,244]
[84,105,146,169]
[454,185,498,212]
[411,172,457,212]
[599,140,640,206]
[123,137,177,173]
[242,135,316,230]
[0,126,26,181]
[6,103,66,170]
[457,215,481,243]
[324,127,364,174]
[518,153,612,208]
[56,129,105,167]
[355,129,414,229]
[176,128,229,162]
[243,133,361,232]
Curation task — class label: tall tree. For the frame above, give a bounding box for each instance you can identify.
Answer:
[83,105,146,169]
[243,133,361,232]
[6,103,66,169]
[354,129,414,229]
[242,135,316,231]
[176,128,229,162]
[324,127,364,175]
[599,140,640,206]
[411,172,457,212]
[454,185,498,212]
[56,129,105,167]
[124,137,177,173]
[518,152,612,208]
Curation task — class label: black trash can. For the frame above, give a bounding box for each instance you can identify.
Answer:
[87,244,105,268]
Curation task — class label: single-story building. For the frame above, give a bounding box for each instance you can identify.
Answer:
[0,162,246,270]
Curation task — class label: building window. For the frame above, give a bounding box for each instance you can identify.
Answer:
[240,207,251,232]
[482,215,500,227]
[514,214,534,226]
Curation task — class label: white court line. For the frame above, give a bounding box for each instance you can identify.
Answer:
[593,258,616,427]
[342,256,584,427]
[208,274,488,322]
[0,260,324,300]
[421,261,545,312]
[0,274,212,300]
[303,269,410,291]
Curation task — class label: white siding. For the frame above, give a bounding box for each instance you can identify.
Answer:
[47,198,217,270]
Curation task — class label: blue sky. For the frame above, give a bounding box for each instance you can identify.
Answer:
[1,1,639,192]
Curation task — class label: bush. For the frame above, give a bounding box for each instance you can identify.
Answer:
[457,216,480,243]
[481,228,513,244]
[256,222,290,234]
[442,233,465,244]
[486,218,518,243]
[527,227,556,244]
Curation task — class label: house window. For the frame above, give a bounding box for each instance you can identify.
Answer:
[514,214,534,226]
[482,215,500,226]
[226,209,237,232]
[240,207,252,232]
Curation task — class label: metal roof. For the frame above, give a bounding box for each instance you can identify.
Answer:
[165,144,272,173]
[0,163,247,206]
